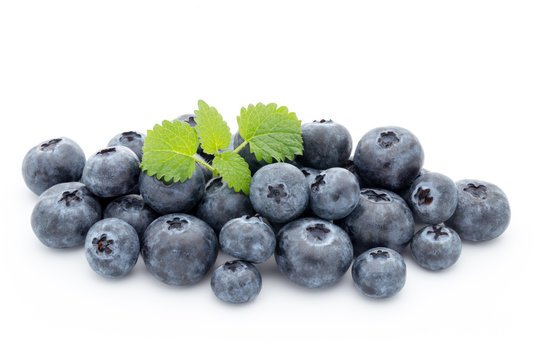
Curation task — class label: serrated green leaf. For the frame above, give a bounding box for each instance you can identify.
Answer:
[141,120,199,182]
[212,151,251,195]
[237,103,303,163]
[193,100,232,155]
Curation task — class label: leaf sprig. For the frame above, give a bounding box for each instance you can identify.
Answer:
[141,100,303,194]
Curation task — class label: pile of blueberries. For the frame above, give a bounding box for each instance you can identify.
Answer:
[22,118,511,303]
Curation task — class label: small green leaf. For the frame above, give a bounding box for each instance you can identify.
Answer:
[212,151,251,195]
[194,100,232,155]
[141,120,199,182]
[237,103,302,163]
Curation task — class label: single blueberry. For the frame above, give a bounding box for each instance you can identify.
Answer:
[352,247,406,298]
[354,127,424,192]
[445,180,511,242]
[337,188,415,254]
[211,260,262,304]
[196,177,255,233]
[249,163,309,224]
[85,218,140,279]
[103,194,159,240]
[275,218,354,288]
[411,224,462,270]
[31,182,102,248]
[22,137,86,195]
[107,131,145,161]
[297,119,352,169]
[141,214,218,286]
[81,146,140,198]
[219,214,276,264]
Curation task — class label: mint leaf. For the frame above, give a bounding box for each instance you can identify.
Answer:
[212,151,251,195]
[141,120,199,182]
[193,100,232,155]
[237,103,302,163]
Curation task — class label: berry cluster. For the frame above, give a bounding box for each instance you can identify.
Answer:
[23,119,511,303]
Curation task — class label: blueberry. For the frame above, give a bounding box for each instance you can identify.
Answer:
[352,247,406,298]
[31,182,102,248]
[341,157,362,185]
[297,119,352,169]
[354,127,424,192]
[410,224,462,270]
[446,180,511,242]
[275,218,353,288]
[81,146,140,198]
[141,214,218,286]
[308,167,360,220]
[107,131,145,161]
[103,194,159,240]
[219,214,276,264]
[233,132,268,174]
[22,137,86,195]
[196,177,255,233]
[297,166,320,184]
[405,172,458,224]
[338,188,415,254]
[249,163,309,224]
[211,260,262,304]
[139,166,205,215]
[85,218,139,279]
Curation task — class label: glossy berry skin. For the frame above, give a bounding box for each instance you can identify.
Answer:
[338,188,415,254]
[104,194,159,240]
[354,126,424,192]
[219,214,276,264]
[298,120,352,170]
[107,131,145,161]
[405,172,458,224]
[81,146,140,198]
[308,167,360,220]
[141,214,218,286]
[85,218,140,279]
[196,177,255,233]
[352,247,406,299]
[249,163,309,224]
[211,261,262,304]
[275,218,353,288]
[31,182,102,248]
[139,166,205,215]
[411,224,462,271]
[22,137,86,195]
[446,180,511,242]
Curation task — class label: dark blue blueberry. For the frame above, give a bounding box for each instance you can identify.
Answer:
[196,177,255,233]
[297,166,320,184]
[338,188,415,254]
[31,182,102,248]
[297,119,352,170]
[104,194,159,240]
[411,224,462,270]
[233,132,269,174]
[81,146,140,198]
[354,127,424,192]
[446,180,510,242]
[85,218,139,279]
[139,166,205,215]
[275,218,353,288]
[341,157,363,185]
[308,167,360,220]
[107,131,145,161]
[249,163,309,224]
[405,172,458,224]
[141,214,218,286]
[22,137,86,195]
[352,247,406,298]
[211,260,262,304]
[219,214,276,264]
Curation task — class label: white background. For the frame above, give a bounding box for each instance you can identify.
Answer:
[1,1,539,359]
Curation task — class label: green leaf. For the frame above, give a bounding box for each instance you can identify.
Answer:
[212,151,251,195]
[194,100,232,155]
[141,120,199,182]
[237,103,303,163]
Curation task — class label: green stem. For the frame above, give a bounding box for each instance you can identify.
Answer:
[233,140,249,154]
[194,156,216,173]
